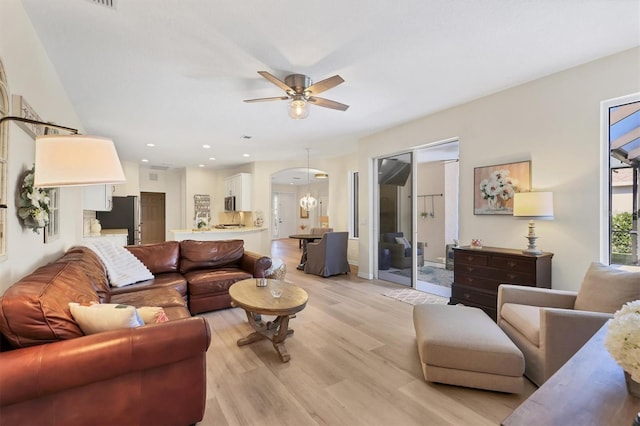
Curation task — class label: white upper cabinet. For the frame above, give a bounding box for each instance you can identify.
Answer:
[84,185,113,211]
[224,173,252,211]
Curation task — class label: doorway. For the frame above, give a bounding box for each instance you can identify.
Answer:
[141,192,166,244]
[376,141,459,296]
[273,192,297,239]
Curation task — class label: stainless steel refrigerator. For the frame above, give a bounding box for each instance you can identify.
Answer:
[96,196,141,245]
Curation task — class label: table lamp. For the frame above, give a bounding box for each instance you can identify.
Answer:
[513,192,554,255]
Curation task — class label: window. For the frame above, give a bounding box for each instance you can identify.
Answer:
[349,171,359,238]
[45,188,59,243]
[0,58,8,260]
[605,95,640,265]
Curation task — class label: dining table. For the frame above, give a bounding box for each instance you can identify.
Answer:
[288,234,323,270]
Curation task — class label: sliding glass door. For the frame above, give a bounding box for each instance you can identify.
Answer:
[377,152,415,286]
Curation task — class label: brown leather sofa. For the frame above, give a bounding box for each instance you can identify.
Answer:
[0,246,211,426]
[0,238,271,425]
[125,239,272,314]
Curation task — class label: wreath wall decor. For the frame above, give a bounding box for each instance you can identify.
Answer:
[18,166,50,234]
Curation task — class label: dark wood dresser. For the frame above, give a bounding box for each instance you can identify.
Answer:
[450,246,553,320]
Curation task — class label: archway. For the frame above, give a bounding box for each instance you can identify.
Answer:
[271,167,329,239]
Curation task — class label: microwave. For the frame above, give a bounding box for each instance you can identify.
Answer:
[224,196,236,211]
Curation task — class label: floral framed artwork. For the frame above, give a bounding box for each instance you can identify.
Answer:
[474,160,531,215]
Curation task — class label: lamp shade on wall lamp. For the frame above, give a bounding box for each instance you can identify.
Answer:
[34,134,126,187]
[513,191,554,255]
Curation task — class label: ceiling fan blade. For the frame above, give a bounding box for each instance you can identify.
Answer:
[257,71,294,94]
[308,96,349,111]
[305,75,344,96]
[243,96,290,103]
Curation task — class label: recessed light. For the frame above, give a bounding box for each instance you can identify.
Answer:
[198,164,205,168]
[202,144,211,149]
[141,159,149,162]
[146,143,155,147]
[243,153,250,157]
[209,157,216,161]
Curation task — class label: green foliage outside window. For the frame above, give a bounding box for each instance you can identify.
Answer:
[612,212,633,254]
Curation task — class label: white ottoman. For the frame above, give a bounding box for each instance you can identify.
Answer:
[413,304,524,393]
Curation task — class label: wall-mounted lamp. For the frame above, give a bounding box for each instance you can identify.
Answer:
[314,173,328,179]
[513,191,554,255]
[0,116,125,187]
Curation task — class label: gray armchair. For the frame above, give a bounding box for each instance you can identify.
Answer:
[304,232,350,277]
[497,262,640,386]
[379,232,424,269]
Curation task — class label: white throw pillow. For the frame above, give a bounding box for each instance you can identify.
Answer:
[69,302,143,335]
[395,236,411,248]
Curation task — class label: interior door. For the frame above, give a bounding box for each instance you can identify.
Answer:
[274,192,296,238]
[141,192,165,244]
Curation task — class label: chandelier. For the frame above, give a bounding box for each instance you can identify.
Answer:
[299,148,318,211]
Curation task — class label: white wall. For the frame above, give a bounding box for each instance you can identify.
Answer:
[417,162,446,261]
[359,47,640,290]
[0,1,86,293]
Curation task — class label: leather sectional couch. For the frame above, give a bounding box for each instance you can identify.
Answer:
[0,238,271,425]
[123,239,272,314]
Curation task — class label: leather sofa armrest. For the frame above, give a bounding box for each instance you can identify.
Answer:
[0,316,211,407]
[498,284,577,310]
[239,251,272,278]
[541,308,611,382]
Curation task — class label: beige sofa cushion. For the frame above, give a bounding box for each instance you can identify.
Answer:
[574,262,640,313]
[500,303,541,346]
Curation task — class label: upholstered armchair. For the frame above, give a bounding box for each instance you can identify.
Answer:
[497,262,640,386]
[304,232,350,277]
[379,232,424,269]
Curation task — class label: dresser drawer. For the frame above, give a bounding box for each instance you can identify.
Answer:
[451,285,497,308]
[454,251,489,266]
[490,255,536,274]
[488,269,535,285]
[454,263,493,277]
[454,272,499,292]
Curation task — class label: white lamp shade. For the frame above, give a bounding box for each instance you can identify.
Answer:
[34,135,126,187]
[513,192,554,219]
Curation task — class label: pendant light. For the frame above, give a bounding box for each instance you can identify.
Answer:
[299,148,318,211]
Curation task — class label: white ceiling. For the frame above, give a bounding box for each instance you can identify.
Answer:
[20,0,640,173]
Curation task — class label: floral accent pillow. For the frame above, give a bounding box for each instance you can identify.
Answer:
[69,302,143,335]
[137,306,169,324]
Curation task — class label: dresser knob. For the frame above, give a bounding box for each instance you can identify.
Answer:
[466,267,474,273]
[464,293,471,299]
[508,261,516,268]
[467,256,473,262]
[508,273,517,280]
[466,277,474,284]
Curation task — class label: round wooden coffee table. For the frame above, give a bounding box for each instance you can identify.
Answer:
[229,278,308,362]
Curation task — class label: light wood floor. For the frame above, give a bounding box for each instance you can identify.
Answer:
[197,239,535,426]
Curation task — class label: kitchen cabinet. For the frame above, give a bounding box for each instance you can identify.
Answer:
[224,173,252,211]
[450,246,553,321]
[84,185,113,211]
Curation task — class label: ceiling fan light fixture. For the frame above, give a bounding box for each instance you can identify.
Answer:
[288,96,310,120]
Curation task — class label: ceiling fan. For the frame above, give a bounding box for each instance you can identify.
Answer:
[244,71,349,119]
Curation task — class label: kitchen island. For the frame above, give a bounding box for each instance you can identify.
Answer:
[170,227,269,255]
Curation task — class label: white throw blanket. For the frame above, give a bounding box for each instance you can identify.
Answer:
[83,239,154,287]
